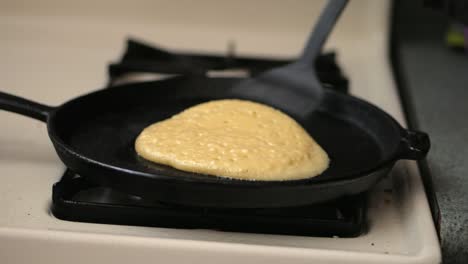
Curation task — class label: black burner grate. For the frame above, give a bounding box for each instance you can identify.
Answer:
[52,170,366,237]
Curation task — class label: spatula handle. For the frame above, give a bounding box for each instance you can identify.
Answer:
[299,0,348,66]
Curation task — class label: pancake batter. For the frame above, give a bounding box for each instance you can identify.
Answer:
[135,99,329,181]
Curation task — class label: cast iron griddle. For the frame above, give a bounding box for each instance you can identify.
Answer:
[0,75,430,207]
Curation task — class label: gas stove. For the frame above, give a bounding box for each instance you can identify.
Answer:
[0,1,440,263]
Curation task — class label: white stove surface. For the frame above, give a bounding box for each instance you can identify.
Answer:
[0,1,440,263]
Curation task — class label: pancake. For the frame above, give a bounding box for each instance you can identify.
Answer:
[135,99,329,181]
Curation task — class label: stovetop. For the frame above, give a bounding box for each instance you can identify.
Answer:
[0,1,440,263]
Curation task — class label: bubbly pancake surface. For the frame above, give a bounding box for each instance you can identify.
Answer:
[135,99,329,181]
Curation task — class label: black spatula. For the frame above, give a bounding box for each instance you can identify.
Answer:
[231,0,348,116]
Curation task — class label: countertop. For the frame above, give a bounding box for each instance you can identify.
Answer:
[393,1,468,263]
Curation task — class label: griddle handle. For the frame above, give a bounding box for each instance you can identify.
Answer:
[399,130,431,160]
[0,91,54,122]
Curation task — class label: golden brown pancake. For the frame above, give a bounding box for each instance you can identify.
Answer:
[135,99,329,181]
